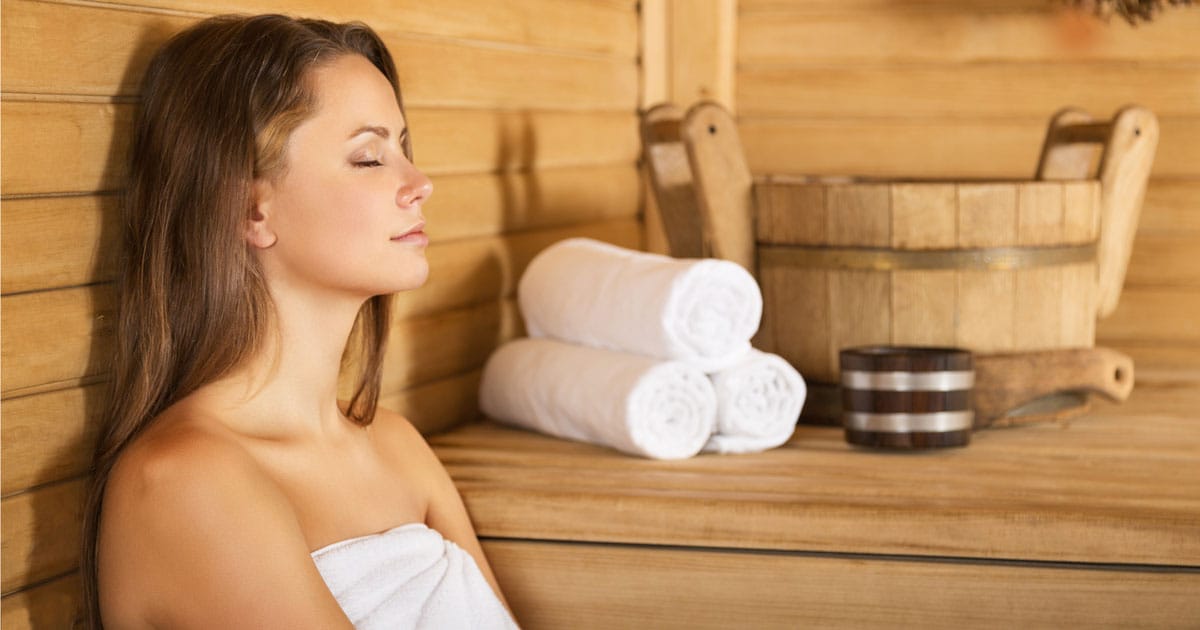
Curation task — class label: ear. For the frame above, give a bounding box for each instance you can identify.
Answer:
[246,178,278,249]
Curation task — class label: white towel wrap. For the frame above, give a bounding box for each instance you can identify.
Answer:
[518,238,762,373]
[703,350,807,454]
[479,337,718,459]
[311,523,517,630]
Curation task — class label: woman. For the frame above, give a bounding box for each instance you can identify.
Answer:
[80,15,516,629]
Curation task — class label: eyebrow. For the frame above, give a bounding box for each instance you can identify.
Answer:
[348,125,408,141]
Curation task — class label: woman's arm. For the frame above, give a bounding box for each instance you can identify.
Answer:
[99,428,355,629]
[375,411,511,612]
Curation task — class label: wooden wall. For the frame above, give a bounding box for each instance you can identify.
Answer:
[735,0,1200,374]
[0,0,640,625]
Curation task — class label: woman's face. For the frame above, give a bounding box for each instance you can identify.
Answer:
[253,54,433,299]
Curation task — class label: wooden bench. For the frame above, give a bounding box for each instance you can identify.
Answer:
[432,370,1200,629]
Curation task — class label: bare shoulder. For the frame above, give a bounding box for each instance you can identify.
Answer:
[99,412,352,629]
[368,406,440,466]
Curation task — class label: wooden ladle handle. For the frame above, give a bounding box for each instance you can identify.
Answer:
[973,347,1135,426]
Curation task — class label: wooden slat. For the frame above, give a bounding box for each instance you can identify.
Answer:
[1107,344,1200,384]
[0,100,130,196]
[483,539,1200,630]
[1097,288,1200,343]
[425,165,640,242]
[0,0,190,96]
[379,370,483,436]
[667,0,736,108]
[1,477,84,593]
[740,117,1200,179]
[1,0,638,108]
[0,573,82,630]
[391,38,637,110]
[378,299,523,397]
[0,100,639,195]
[737,64,1200,118]
[0,285,114,398]
[0,167,638,295]
[1140,179,1200,233]
[739,7,1200,64]
[434,402,1200,566]
[1,384,103,497]
[741,0,1057,10]
[1125,232,1200,287]
[121,0,639,58]
[0,195,119,295]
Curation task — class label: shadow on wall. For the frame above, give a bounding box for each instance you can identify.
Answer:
[18,20,178,630]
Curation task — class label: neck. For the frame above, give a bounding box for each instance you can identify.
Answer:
[198,286,371,441]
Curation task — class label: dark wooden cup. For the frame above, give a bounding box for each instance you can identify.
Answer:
[840,346,975,449]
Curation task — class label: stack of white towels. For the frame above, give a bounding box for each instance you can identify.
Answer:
[479,238,807,459]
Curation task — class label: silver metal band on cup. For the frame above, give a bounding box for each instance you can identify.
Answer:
[841,370,975,392]
[844,410,975,433]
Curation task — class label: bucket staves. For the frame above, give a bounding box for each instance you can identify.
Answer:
[840,347,975,449]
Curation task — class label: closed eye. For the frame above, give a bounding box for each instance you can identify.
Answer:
[353,160,383,168]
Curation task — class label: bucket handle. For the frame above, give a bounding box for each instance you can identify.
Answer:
[1035,106,1159,318]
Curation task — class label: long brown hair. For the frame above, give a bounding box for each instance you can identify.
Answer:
[80,15,410,628]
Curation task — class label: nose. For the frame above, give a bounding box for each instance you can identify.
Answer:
[397,161,433,208]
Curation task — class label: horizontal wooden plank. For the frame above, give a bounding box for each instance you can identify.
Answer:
[434,400,1200,566]
[0,99,639,195]
[0,285,114,398]
[0,100,130,196]
[379,370,483,436]
[1,384,103,497]
[484,539,1200,630]
[1139,179,1200,233]
[119,0,639,58]
[424,165,640,241]
[0,166,638,294]
[739,7,1200,64]
[1098,287,1200,344]
[1125,232,1200,287]
[1107,344,1200,383]
[737,64,1200,119]
[0,573,82,630]
[1,477,83,593]
[0,194,119,294]
[740,0,1050,10]
[377,299,523,397]
[1,0,638,108]
[740,116,1200,179]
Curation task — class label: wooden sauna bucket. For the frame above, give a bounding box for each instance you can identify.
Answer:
[754,175,1103,384]
[746,107,1158,387]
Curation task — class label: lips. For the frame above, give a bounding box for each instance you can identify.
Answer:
[391,221,428,245]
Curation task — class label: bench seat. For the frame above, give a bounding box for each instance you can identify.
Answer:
[430,376,1200,629]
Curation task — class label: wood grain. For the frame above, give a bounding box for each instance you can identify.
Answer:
[737,64,1200,118]
[1098,287,1200,343]
[118,0,639,57]
[739,6,1200,64]
[1,477,84,593]
[1,0,638,108]
[0,194,119,295]
[1,384,104,497]
[484,538,1200,630]
[739,116,1200,180]
[0,100,131,196]
[0,573,82,630]
[434,392,1200,566]
[379,370,483,436]
[0,285,114,398]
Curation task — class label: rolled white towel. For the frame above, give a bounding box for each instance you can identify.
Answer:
[703,350,807,454]
[518,238,762,373]
[479,337,718,459]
